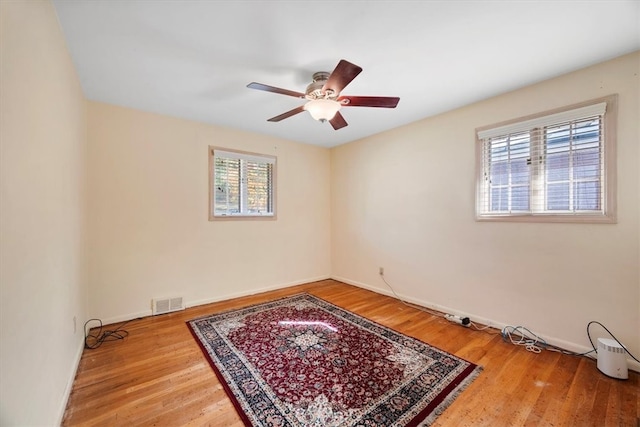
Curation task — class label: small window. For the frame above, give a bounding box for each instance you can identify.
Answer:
[209,147,276,220]
[476,95,616,223]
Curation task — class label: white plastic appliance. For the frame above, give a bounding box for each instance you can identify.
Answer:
[597,338,628,379]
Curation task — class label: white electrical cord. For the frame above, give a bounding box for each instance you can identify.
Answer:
[470,321,493,331]
[379,272,446,319]
[501,326,547,353]
[379,272,497,334]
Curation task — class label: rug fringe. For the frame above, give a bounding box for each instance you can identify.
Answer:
[419,365,484,426]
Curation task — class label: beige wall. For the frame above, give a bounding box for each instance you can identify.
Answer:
[0,0,88,424]
[1,1,637,423]
[86,102,331,322]
[331,52,640,364]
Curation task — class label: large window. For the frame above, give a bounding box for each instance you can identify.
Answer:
[209,147,276,220]
[476,95,616,222]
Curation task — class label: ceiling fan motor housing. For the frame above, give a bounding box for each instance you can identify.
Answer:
[306,72,335,100]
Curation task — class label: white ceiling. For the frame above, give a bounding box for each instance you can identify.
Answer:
[52,1,640,148]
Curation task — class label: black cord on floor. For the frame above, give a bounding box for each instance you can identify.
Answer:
[587,320,640,363]
[84,318,134,349]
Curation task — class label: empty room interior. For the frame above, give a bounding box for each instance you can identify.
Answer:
[1,1,639,426]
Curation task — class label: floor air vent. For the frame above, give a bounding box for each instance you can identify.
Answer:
[152,297,185,315]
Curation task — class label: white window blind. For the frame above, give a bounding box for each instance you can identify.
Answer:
[477,103,606,140]
[476,96,616,222]
[211,148,275,218]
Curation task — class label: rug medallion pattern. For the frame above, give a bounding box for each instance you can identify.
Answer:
[187,293,481,426]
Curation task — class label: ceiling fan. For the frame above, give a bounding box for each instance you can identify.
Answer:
[247,59,400,130]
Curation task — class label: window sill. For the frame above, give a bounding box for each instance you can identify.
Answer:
[475,212,616,224]
[209,214,276,221]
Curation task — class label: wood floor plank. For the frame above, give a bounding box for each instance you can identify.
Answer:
[63,280,639,426]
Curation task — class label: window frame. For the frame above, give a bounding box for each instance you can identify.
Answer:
[208,146,277,221]
[475,95,617,223]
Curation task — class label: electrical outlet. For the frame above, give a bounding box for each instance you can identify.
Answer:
[73,316,77,334]
[379,267,384,275]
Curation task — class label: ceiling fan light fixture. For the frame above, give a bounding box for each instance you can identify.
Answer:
[304,99,341,122]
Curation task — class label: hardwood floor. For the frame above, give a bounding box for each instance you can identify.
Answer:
[63,280,639,426]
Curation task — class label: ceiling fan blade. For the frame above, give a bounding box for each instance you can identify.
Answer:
[247,82,305,98]
[267,105,305,122]
[329,111,348,130]
[338,96,400,108]
[323,60,363,95]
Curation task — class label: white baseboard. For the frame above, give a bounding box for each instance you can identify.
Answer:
[100,309,153,326]
[187,275,331,309]
[99,275,332,326]
[332,275,640,373]
[56,335,86,426]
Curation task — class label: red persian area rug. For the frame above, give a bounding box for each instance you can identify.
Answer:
[187,293,481,426]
